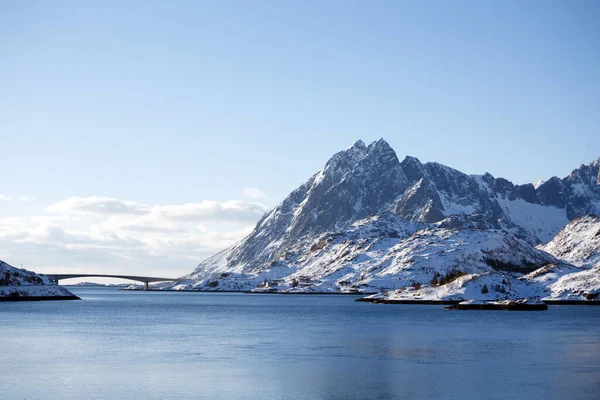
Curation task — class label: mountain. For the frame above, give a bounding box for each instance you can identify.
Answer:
[171,139,599,299]
[0,260,78,300]
[394,155,600,242]
[538,215,600,268]
[220,139,407,271]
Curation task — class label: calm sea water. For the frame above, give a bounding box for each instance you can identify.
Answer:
[2,287,599,400]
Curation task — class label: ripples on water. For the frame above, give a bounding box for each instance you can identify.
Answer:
[2,288,599,400]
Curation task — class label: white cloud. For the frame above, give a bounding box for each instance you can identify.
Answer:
[47,196,269,223]
[154,200,268,222]
[16,195,38,202]
[0,195,267,279]
[0,194,38,202]
[47,196,151,215]
[243,187,268,199]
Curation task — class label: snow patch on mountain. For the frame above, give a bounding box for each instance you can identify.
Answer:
[533,180,545,189]
[497,198,569,242]
[439,192,476,216]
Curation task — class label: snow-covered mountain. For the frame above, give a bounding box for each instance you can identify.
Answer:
[0,260,77,300]
[172,139,600,299]
[209,139,407,273]
[538,215,600,268]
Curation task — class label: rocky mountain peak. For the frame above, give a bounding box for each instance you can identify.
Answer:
[368,137,392,152]
[400,156,425,183]
[351,139,367,149]
[323,139,368,173]
[532,179,545,189]
[197,139,409,274]
[536,177,566,208]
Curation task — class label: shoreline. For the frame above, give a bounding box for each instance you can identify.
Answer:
[355,298,462,305]
[543,300,600,305]
[356,297,600,306]
[445,302,548,311]
[122,288,372,295]
[67,287,600,305]
[0,294,80,302]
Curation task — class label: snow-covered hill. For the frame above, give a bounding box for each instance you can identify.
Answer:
[546,265,600,300]
[538,215,600,268]
[0,260,77,300]
[171,139,600,299]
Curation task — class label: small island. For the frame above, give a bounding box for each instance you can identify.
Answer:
[0,260,79,301]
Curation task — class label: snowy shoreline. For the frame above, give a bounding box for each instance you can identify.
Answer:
[0,285,80,301]
[356,296,600,305]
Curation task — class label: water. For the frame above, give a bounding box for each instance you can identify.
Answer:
[2,288,599,400]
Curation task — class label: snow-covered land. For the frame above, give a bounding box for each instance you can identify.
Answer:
[545,265,600,300]
[167,139,600,301]
[538,215,600,267]
[0,260,78,300]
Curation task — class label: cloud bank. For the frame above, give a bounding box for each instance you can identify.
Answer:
[0,194,270,280]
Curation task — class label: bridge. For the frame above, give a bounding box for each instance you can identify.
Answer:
[44,274,179,290]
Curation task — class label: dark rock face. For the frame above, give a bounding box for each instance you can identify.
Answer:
[536,177,567,208]
[397,158,498,223]
[511,184,536,203]
[400,156,426,182]
[394,178,445,223]
[396,159,506,224]
[423,162,481,202]
[482,174,513,198]
[562,162,600,219]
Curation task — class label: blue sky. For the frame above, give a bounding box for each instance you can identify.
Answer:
[1,1,599,280]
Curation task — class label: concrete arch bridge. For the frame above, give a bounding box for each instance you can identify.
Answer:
[45,274,178,290]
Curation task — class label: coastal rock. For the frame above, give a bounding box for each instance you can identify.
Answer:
[0,260,78,301]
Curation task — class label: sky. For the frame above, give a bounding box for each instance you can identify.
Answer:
[1,0,599,283]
